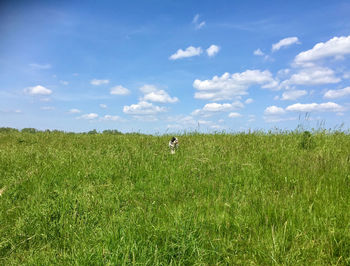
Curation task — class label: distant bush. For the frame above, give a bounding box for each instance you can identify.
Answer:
[88,129,98,134]
[0,127,19,133]
[51,130,65,134]
[299,131,315,150]
[102,129,122,135]
[21,128,38,133]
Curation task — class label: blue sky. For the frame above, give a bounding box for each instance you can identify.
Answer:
[1,0,350,133]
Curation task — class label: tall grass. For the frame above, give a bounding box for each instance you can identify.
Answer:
[0,131,349,264]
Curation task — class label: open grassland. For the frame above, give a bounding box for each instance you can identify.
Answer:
[0,131,350,265]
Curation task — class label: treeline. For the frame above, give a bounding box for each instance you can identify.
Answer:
[0,127,123,135]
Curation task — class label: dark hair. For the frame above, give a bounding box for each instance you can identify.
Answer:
[171,137,177,142]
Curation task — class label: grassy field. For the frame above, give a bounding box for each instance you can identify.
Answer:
[0,130,349,265]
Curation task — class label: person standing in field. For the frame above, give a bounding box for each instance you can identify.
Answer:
[169,137,179,154]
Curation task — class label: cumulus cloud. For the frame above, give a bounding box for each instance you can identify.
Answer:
[192,101,244,116]
[254,48,265,56]
[123,101,166,115]
[272,37,300,52]
[281,67,340,87]
[169,46,202,60]
[228,112,242,118]
[193,69,279,101]
[140,85,178,103]
[286,102,344,112]
[25,85,52,95]
[69,108,81,114]
[91,79,109,86]
[324,87,350,99]
[264,106,285,115]
[80,113,99,120]
[192,14,206,29]
[281,90,307,101]
[206,45,220,57]
[203,102,240,112]
[110,85,130,95]
[139,84,157,94]
[295,35,350,65]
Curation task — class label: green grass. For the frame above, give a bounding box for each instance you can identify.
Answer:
[0,131,349,265]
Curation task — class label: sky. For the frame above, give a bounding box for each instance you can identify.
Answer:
[1,0,350,134]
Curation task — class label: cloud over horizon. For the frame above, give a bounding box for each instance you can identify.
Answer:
[193,70,279,101]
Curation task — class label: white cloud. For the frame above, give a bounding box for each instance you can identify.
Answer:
[193,69,278,101]
[69,108,81,114]
[29,63,51,69]
[197,21,206,29]
[101,115,121,121]
[286,102,344,112]
[91,79,109,86]
[192,14,199,23]
[203,102,238,112]
[324,87,350,99]
[192,14,206,29]
[264,106,285,115]
[143,91,178,103]
[123,101,166,115]
[281,90,307,101]
[140,85,178,103]
[228,112,242,118]
[282,67,340,87]
[60,80,69,85]
[245,98,254,104]
[295,35,350,65]
[110,85,130,95]
[206,45,220,57]
[254,48,264,56]
[169,46,202,60]
[272,37,300,52]
[25,85,52,95]
[192,101,243,116]
[139,84,157,94]
[80,113,99,120]
[99,104,107,108]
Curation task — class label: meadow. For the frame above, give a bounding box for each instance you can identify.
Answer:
[0,129,349,265]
